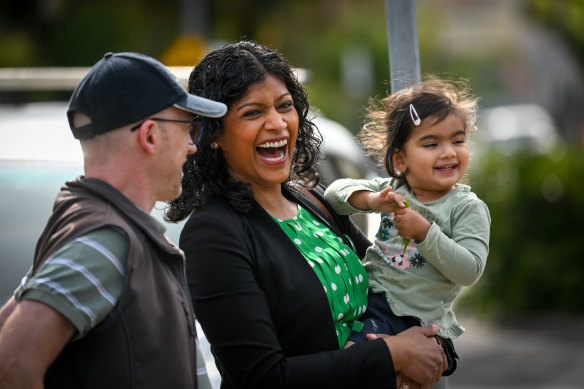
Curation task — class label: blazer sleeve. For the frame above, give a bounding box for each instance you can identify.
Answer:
[180,204,396,389]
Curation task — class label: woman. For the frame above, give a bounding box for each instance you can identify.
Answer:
[166,41,446,389]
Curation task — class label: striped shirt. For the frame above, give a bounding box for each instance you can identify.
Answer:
[15,226,128,340]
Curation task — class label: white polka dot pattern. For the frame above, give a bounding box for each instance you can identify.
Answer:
[272,204,369,348]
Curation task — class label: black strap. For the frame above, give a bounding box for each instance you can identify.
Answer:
[292,184,334,221]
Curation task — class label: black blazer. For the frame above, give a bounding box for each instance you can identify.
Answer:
[180,185,396,389]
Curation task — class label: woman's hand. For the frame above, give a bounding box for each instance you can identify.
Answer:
[367,326,447,389]
[396,374,420,389]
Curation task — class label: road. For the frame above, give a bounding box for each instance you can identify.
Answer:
[448,314,584,389]
[199,314,584,389]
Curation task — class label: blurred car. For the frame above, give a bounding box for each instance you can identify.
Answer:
[471,103,561,160]
[0,101,379,387]
[0,63,380,387]
[0,101,378,303]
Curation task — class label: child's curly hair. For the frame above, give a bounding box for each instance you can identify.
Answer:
[359,76,479,179]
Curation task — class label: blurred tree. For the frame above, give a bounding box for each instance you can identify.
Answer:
[1,0,584,317]
[459,147,584,316]
[528,0,584,71]
[0,0,179,67]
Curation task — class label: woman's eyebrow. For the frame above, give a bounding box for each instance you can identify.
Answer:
[235,92,292,112]
[235,102,265,112]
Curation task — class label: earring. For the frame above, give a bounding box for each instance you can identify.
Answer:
[210,142,219,149]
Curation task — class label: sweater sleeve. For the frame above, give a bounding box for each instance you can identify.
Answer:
[324,177,394,215]
[416,198,491,286]
[180,206,396,389]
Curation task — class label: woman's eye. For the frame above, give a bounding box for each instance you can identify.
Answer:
[242,109,261,118]
[278,101,294,110]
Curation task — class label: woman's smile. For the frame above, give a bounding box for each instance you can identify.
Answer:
[256,136,289,164]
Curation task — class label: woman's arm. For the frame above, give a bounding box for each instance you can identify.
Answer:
[181,208,396,388]
[182,203,446,388]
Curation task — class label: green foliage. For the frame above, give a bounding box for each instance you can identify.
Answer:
[280,1,391,132]
[0,0,178,67]
[458,146,584,316]
[528,0,584,70]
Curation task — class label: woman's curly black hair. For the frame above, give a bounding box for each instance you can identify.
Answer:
[165,41,322,222]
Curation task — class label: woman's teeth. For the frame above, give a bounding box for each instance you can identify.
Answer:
[258,139,288,149]
[256,139,288,162]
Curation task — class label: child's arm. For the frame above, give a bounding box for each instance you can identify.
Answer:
[324,177,402,215]
[393,206,432,243]
[348,187,407,212]
[404,199,491,286]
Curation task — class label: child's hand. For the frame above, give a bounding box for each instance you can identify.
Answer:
[367,187,406,213]
[393,206,432,243]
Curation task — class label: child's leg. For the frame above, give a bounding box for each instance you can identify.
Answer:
[348,292,417,343]
[348,292,393,343]
[375,294,459,377]
[349,292,459,377]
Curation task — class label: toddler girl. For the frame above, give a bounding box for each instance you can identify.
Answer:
[324,78,491,376]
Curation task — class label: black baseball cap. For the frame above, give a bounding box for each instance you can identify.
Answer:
[67,52,227,140]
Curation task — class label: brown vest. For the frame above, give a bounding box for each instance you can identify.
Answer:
[34,177,197,389]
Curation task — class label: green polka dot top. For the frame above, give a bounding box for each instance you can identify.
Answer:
[273,204,369,348]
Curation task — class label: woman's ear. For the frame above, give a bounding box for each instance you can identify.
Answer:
[215,132,224,149]
[392,150,407,174]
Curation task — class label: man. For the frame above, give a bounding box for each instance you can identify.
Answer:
[0,52,226,388]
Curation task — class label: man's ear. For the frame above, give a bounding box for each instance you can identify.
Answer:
[136,120,157,155]
[392,149,407,174]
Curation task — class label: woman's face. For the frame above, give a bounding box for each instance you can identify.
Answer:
[217,73,299,193]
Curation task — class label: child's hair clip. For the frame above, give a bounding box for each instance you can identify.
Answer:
[409,104,421,126]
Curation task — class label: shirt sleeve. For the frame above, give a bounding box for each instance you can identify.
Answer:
[416,198,491,286]
[15,226,129,340]
[324,177,394,215]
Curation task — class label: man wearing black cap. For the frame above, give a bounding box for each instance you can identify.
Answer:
[0,52,226,388]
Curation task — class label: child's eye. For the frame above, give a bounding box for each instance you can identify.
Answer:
[453,138,466,144]
[422,143,437,148]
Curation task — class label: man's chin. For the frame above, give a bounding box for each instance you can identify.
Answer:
[160,187,182,204]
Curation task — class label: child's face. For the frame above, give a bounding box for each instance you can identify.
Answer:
[393,114,469,203]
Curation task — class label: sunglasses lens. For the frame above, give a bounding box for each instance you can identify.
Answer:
[190,118,204,145]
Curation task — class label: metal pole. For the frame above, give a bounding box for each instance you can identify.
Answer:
[181,0,209,37]
[385,0,421,93]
